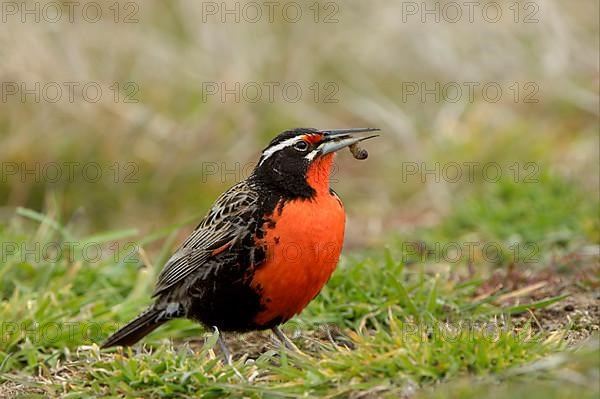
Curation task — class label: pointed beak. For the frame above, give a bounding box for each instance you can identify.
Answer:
[317,128,380,155]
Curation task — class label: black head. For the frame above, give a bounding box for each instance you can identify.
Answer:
[251,128,379,199]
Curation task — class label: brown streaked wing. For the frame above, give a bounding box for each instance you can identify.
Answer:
[152,181,259,296]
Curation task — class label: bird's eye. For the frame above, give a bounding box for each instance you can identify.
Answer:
[293,140,309,152]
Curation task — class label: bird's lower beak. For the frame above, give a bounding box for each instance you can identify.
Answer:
[317,128,380,156]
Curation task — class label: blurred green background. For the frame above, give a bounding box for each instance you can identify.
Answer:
[0,1,598,397]
[0,0,598,246]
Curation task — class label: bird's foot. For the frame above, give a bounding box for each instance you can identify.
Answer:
[271,326,303,354]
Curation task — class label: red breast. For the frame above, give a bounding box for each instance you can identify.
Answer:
[250,154,345,326]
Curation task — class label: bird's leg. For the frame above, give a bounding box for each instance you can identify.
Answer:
[214,327,246,381]
[271,326,300,352]
[213,326,234,365]
[217,334,233,365]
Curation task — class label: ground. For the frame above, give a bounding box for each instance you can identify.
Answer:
[0,172,598,398]
[1,1,598,397]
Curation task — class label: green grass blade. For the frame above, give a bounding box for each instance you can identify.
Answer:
[16,207,73,241]
[499,294,570,315]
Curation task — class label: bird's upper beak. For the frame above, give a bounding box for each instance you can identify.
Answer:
[316,128,380,155]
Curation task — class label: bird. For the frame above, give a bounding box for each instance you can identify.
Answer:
[101,127,379,361]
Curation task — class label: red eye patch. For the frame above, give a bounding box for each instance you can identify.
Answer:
[303,134,323,144]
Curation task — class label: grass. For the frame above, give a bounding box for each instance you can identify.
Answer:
[1,0,598,397]
[0,174,597,397]
[416,339,599,399]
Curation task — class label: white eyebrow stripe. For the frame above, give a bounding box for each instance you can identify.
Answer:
[258,136,304,166]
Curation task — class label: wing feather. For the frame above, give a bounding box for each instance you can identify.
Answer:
[152,181,258,296]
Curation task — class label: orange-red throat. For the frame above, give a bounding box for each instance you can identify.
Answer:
[305,153,335,196]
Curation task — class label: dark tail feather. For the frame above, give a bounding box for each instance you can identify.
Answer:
[101,307,166,348]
